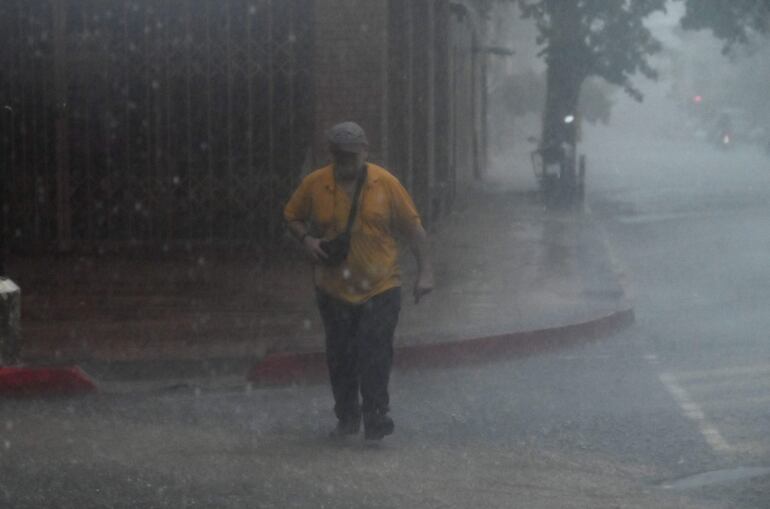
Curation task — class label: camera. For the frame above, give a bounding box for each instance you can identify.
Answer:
[319,233,350,266]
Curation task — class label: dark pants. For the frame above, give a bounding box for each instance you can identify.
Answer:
[316,287,401,422]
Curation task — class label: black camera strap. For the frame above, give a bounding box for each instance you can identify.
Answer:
[343,165,368,236]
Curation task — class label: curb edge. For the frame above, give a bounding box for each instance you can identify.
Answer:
[248,306,635,386]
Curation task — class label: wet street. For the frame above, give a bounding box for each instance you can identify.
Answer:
[2,136,770,508]
[586,133,770,507]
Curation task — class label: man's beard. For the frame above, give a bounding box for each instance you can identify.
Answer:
[336,164,361,181]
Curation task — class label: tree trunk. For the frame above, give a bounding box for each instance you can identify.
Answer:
[541,0,584,151]
[542,55,582,150]
[538,0,586,205]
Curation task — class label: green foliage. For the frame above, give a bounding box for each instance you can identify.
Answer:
[680,0,770,50]
[516,0,666,101]
[472,0,498,17]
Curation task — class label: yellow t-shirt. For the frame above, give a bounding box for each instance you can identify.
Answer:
[284,163,422,304]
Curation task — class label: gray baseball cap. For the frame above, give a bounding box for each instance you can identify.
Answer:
[327,121,369,153]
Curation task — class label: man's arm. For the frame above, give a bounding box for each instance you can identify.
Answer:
[406,223,434,304]
[284,176,328,263]
[388,174,434,304]
[287,220,327,263]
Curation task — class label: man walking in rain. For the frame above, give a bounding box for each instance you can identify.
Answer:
[284,121,434,440]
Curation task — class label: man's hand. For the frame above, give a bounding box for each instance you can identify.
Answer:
[405,223,433,304]
[303,236,328,263]
[413,270,434,304]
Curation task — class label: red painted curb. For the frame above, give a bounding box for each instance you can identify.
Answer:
[247,307,635,385]
[0,365,98,398]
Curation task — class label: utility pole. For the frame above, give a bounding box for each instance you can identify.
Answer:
[1,103,20,365]
[1,106,10,278]
[53,0,72,251]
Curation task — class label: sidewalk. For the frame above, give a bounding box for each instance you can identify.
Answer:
[8,176,632,383]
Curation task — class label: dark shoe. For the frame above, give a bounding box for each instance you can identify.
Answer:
[363,413,394,440]
[329,417,361,438]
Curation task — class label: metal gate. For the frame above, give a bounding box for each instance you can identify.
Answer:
[0,0,315,251]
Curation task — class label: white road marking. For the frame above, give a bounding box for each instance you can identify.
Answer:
[557,354,612,361]
[685,374,770,394]
[698,393,770,410]
[674,363,770,382]
[658,372,733,454]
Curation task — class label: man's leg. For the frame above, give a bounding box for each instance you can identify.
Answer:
[356,287,401,439]
[316,290,361,433]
